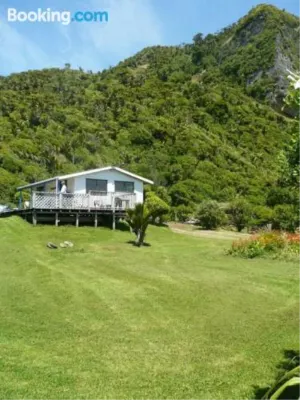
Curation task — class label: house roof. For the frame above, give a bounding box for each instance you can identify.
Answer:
[17,166,154,190]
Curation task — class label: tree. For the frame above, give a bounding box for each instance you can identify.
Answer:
[196,200,227,230]
[273,204,299,232]
[0,8,298,208]
[250,205,274,228]
[126,193,169,247]
[262,366,300,400]
[227,198,252,232]
[281,71,300,187]
[193,33,204,44]
[171,204,195,222]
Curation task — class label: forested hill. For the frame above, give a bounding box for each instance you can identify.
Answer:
[0,4,299,211]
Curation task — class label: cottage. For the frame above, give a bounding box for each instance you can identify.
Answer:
[17,166,153,228]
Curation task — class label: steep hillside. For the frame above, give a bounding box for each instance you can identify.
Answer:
[192,4,299,111]
[0,4,298,212]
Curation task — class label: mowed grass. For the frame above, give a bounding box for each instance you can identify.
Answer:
[0,217,298,399]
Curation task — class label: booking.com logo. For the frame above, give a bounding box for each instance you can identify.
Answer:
[7,8,109,25]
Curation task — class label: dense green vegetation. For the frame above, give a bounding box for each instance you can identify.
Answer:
[0,4,299,219]
[0,217,298,399]
[191,4,299,107]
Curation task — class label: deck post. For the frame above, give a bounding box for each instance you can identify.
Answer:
[55,212,59,227]
[112,212,116,230]
[88,193,91,212]
[94,212,98,228]
[18,190,23,209]
[33,211,37,226]
[32,191,36,208]
[112,192,116,230]
[55,178,59,208]
[76,213,79,228]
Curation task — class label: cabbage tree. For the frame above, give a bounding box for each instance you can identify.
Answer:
[262,366,299,399]
[126,192,169,247]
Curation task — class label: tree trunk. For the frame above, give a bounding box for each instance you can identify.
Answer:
[135,229,146,247]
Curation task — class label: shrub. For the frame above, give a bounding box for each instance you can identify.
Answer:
[145,191,170,217]
[257,232,286,251]
[228,231,300,259]
[273,204,299,232]
[196,200,227,230]
[227,198,252,232]
[250,205,274,228]
[230,239,265,258]
[170,204,195,222]
[266,187,299,207]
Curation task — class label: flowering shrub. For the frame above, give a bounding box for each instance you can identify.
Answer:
[286,232,300,244]
[228,231,300,259]
[230,239,264,258]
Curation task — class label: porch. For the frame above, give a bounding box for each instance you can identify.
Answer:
[30,191,136,211]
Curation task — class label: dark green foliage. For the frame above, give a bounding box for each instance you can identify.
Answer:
[196,200,227,230]
[250,205,274,228]
[267,187,299,208]
[273,205,299,232]
[0,5,298,212]
[227,198,252,232]
[170,204,195,222]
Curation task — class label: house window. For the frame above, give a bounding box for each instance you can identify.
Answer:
[115,181,134,193]
[86,179,107,193]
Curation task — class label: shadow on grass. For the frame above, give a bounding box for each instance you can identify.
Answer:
[126,240,151,247]
[116,221,130,231]
[152,222,169,228]
[252,349,300,399]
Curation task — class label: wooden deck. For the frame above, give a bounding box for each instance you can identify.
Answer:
[9,191,136,228]
[1,192,137,228]
[8,207,127,229]
[30,191,136,211]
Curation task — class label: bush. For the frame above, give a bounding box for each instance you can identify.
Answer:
[230,239,265,258]
[145,192,170,217]
[228,231,300,259]
[250,205,274,228]
[170,205,195,222]
[273,205,299,232]
[227,198,252,232]
[266,187,299,207]
[196,200,227,230]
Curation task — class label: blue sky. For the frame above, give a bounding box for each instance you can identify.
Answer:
[0,0,298,75]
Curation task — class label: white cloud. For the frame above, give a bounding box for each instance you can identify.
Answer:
[0,0,163,74]
[0,20,50,74]
[87,0,162,51]
[59,0,163,71]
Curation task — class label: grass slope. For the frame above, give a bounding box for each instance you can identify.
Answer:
[0,217,298,399]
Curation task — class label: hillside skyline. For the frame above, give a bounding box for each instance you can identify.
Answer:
[0,0,299,76]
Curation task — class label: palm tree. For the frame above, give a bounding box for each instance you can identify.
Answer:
[126,193,169,247]
[127,203,151,247]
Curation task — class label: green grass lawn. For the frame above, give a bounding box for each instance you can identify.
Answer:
[0,217,298,399]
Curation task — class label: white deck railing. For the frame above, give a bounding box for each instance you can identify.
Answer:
[30,192,136,210]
